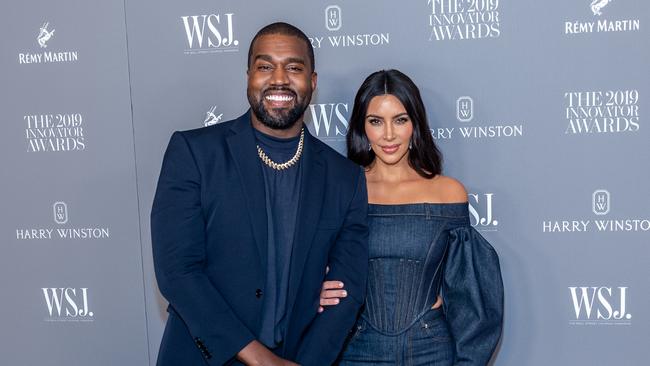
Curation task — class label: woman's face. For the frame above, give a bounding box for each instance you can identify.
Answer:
[365,94,414,167]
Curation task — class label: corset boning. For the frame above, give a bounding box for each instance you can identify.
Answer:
[361,205,449,335]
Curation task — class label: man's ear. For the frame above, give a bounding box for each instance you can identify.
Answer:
[311,71,318,90]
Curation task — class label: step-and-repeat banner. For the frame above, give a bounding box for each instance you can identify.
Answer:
[2,1,648,365]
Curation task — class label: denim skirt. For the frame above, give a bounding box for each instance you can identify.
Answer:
[338,307,454,365]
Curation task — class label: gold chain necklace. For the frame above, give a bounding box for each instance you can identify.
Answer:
[256,128,305,170]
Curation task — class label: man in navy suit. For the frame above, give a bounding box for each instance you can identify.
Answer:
[151,22,369,365]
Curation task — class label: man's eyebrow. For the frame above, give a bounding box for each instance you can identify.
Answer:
[285,57,306,65]
[253,54,306,65]
[253,54,273,63]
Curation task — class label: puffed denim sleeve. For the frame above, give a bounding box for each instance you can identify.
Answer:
[442,226,503,366]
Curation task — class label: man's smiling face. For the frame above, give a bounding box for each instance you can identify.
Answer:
[247,34,317,130]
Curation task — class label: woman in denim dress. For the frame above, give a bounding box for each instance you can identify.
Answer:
[319,70,504,365]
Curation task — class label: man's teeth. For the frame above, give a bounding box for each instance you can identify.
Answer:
[265,95,294,102]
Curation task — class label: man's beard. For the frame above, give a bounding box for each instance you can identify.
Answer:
[248,88,311,130]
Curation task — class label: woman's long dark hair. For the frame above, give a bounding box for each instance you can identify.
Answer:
[347,69,442,178]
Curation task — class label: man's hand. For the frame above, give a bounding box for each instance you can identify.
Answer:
[318,280,347,313]
[237,340,299,366]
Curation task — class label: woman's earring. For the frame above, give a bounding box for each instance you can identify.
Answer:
[368,143,372,151]
[409,141,413,150]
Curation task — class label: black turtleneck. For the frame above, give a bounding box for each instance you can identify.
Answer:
[253,128,303,348]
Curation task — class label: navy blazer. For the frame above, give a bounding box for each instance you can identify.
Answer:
[151,111,369,365]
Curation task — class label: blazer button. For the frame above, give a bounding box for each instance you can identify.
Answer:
[255,289,263,298]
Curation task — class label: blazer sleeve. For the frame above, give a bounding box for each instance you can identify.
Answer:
[442,226,503,366]
[295,168,369,366]
[151,132,255,365]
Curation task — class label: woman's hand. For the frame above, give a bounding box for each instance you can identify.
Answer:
[318,280,347,313]
[237,340,300,366]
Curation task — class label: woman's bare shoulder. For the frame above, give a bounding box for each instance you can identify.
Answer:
[429,175,468,203]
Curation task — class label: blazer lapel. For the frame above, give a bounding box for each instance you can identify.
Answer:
[287,129,326,313]
[226,112,268,270]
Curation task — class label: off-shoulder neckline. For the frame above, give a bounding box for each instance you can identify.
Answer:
[368,202,468,206]
[367,202,469,219]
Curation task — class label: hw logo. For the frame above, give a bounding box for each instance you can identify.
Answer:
[468,193,498,231]
[569,286,631,324]
[53,202,68,224]
[592,189,610,215]
[325,5,342,31]
[456,96,473,122]
[42,288,94,321]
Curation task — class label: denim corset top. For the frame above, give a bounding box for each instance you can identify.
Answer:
[361,203,470,335]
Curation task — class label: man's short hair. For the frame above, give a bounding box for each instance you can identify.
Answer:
[247,22,315,72]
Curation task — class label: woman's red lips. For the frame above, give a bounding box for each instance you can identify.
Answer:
[380,144,400,154]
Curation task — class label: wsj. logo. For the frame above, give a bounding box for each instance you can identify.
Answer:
[203,106,223,127]
[305,103,349,141]
[592,189,610,215]
[37,22,55,48]
[181,13,238,54]
[569,286,631,325]
[468,193,498,231]
[456,96,473,122]
[591,0,612,16]
[42,288,94,322]
[53,202,68,224]
[325,5,342,31]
